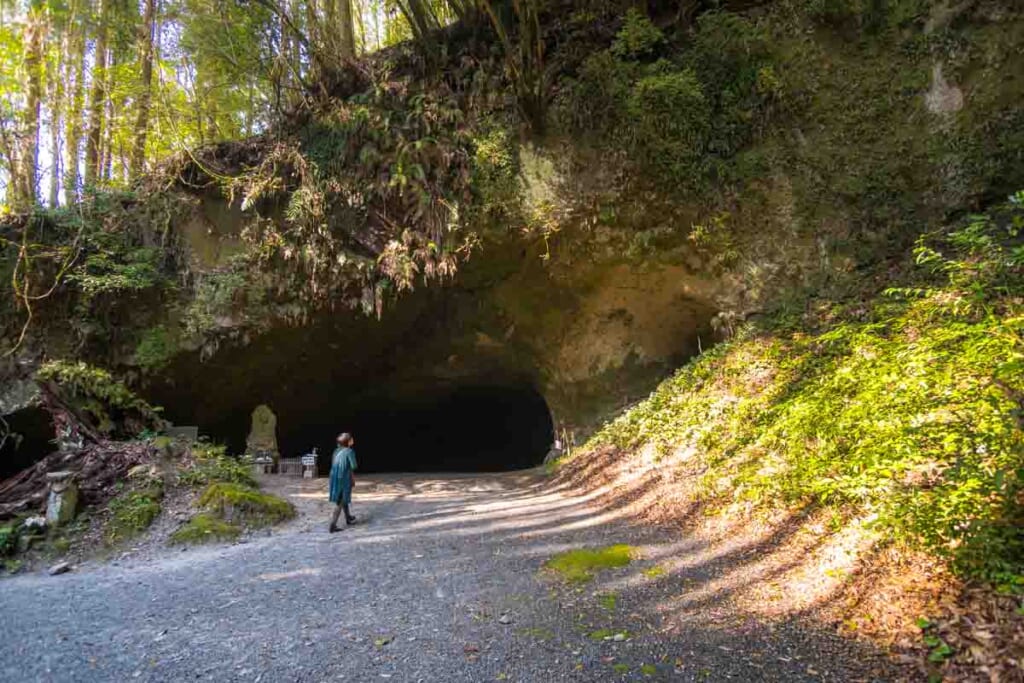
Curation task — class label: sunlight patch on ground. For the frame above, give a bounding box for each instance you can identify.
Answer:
[254,567,322,582]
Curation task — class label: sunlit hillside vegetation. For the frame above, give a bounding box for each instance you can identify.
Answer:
[572,192,1024,587]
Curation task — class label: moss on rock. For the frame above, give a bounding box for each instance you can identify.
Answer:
[197,482,295,526]
[169,513,241,545]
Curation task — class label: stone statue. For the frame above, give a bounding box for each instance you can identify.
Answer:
[246,404,279,465]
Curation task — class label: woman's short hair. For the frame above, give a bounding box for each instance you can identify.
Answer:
[337,432,353,445]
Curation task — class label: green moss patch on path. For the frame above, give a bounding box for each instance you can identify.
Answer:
[544,544,635,583]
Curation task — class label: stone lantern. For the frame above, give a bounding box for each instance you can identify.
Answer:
[45,471,78,526]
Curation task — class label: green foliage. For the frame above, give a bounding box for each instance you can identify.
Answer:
[182,269,254,338]
[688,212,739,268]
[470,125,522,224]
[626,68,710,177]
[611,9,664,61]
[179,442,256,488]
[107,484,163,543]
[197,482,295,526]
[70,248,164,299]
[555,9,777,190]
[0,525,18,557]
[222,84,482,317]
[36,360,162,434]
[169,513,241,545]
[804,0,931,32]
[580,196,1024,585]
[545,544,634,583]
[133,325,180,372]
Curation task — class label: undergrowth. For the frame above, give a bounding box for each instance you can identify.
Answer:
[169,513,241,544]
[178,442,256,488]
[107,482,164,544]
[573,192,1024,587]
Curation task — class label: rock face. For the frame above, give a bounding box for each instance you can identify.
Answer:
[925,63,964,115]
[3,2,1022,474]
[245,405,279,464]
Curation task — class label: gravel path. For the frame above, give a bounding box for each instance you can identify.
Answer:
[0,472,908,682]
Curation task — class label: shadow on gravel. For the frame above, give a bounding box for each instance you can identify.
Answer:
[0,471,913,682]
[271,471,912,680]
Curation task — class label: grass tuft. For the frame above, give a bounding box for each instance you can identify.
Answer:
[169,513,241,544]
[545,545,635,583]
[107,484,163,544]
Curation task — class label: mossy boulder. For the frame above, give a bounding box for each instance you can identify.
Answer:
[197,482,295,526]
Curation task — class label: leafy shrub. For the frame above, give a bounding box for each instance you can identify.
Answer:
[0,525,18,556]
[626,69,710,176]
[107,484,164,543]
[36,360,163,436]
[555,9,777,190]
[688,12,778,160]
[182,269,254,338]
[134,325,180,372]
[611,9,664,61]
[471,126,522,223]
[70,248,164,299]
[179,443,256,488]
[804,0,930,31]
[556,50,638,133]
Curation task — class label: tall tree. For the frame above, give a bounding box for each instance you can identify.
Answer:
[15,0,45,209]
[64,0,87,203]
[335,0,355,59]
[48,26,63,208]
[130,0,156,179]
[84,0,109,188]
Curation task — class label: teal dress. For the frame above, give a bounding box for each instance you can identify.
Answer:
[329,446,357,505]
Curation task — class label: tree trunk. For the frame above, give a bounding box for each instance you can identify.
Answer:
[84,0,109,189]
[16,0,46,209]
[48,45,63,208]
[337,0,356,59]
[101,48,118,182]
[64,0,87,203]
[130,0,156,180]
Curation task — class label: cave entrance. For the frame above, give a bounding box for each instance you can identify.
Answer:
[277,383,555,474]
[0,407,56,480]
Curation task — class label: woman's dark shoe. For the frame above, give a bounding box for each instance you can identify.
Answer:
[345,516,357,525]
[329,524,341,533]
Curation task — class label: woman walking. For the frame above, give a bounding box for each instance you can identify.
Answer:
[329,432,358,532]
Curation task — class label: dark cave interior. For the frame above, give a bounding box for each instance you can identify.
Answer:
[0,406,55,480]
[206,382,556,473]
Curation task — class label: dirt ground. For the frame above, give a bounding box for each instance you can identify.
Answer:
[0,471,913,682]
